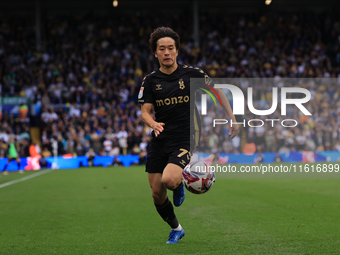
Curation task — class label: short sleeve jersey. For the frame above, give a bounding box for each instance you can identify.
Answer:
[138,64,213,147]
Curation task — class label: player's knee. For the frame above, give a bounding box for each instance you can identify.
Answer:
[161,176,180,190]
[151,190,166,204]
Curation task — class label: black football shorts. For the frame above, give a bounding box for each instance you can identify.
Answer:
[146,143,191,173]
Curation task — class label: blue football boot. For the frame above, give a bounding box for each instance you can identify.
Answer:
[173,184,185,207]
[166,228,185,244]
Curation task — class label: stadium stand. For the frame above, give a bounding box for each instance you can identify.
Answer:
[0,10,340,168]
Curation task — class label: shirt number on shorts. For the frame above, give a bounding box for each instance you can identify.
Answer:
[177,148,191,161]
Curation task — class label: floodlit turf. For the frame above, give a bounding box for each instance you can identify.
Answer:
[0,164,339,254]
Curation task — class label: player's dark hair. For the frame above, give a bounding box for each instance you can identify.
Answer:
[149,27,180,54]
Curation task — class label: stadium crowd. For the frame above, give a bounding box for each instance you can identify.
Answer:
[0,10,340,161]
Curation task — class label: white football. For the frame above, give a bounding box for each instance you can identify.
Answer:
[182,161,216,194]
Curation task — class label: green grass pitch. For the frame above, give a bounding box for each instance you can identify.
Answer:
[0,163,339,254]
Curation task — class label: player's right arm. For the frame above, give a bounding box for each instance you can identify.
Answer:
[141,103,165,138]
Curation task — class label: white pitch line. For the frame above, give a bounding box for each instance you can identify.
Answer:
[0,170,54,189]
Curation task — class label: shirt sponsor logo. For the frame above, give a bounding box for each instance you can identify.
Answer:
[155,95,189,106]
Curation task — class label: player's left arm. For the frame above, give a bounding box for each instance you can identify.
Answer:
[196,68,240,139]
[215,88,239,139]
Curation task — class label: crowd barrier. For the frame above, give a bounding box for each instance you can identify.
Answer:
[0,151,339,171]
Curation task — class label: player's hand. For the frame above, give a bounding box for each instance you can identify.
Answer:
[151,122,165,137]
[229,121,239,139]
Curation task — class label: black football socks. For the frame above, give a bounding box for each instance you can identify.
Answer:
[155,197,179,229]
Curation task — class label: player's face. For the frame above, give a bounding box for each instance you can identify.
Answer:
[155,37,178,68]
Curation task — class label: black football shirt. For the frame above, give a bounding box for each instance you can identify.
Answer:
[138,64,213,147]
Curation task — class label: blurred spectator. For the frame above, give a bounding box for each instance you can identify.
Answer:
[75,141,85,156]
[103,137,113,155]
[69,103,81,118]
[66,138,76,156]
[91,134,102,154]
[0,10,339,159]
[19,125,31,142]
[243,142,256,155]
[131,144,141,155]
[116,125,128,155]
[335,141,340,152]
[3,137,22,174]
[86,148,96,166]
[42,147,52,158]
[20,138,30,158]
[265,130,276,152]
[109,138,120,156]
[0,129,9,143]
[0,139,7,158]
[278,143,291,154]
[83,140,91,154]
[273,153,283,162]
[138,147,147,165]
[39,156,48,169]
